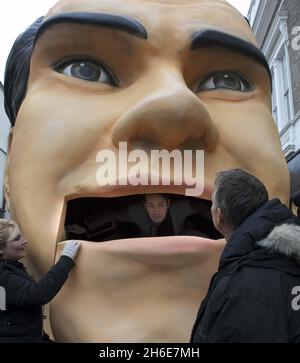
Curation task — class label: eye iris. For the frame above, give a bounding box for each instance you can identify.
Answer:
[214,73,241,90]
[71,62,100,81]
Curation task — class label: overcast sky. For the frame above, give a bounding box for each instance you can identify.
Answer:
[0,0,252,83]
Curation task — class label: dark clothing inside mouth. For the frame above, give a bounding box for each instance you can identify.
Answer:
[64,194,222,242]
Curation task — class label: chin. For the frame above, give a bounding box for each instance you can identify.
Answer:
[46,191,226,342]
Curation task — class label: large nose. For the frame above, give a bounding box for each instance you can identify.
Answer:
[112,86,219,151]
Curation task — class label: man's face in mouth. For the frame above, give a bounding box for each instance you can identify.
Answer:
[5,0,290,342]
[144,194,170,224]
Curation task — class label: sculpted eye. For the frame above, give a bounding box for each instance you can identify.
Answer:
[55,60,119,85]
[197,71,252,92]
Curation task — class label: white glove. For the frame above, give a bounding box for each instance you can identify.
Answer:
[61,240,81,260]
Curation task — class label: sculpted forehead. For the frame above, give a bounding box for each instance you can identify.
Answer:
[46,0,258,45]
[49,0,229,10]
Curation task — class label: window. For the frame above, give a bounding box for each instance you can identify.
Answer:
[281,53,291,121]
[265,12,294,132]
[271,49,293,131]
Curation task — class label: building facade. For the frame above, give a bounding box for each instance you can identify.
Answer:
[0,82,10,217]
[248,0,300,203]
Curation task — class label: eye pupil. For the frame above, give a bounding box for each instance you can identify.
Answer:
[71,62,100,81]
[79,63,93,77]
[214,73,240,90]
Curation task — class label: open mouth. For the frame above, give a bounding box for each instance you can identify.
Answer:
[63,194,222,242]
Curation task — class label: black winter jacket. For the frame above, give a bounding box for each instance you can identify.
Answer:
[191,198,300,343]
[0,255,74,342]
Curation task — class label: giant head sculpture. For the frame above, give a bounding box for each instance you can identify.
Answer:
[4,0,290,342]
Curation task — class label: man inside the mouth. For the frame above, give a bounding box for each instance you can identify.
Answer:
[143,194,173,237]
[64,194,212,242]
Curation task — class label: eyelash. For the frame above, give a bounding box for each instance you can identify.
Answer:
[52,56,253,95]
[53,56,119,86]
[196,70,253,92]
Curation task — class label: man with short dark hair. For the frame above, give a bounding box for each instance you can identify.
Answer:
[143,194,173,237]
[211,169,269,240]
[191,169,300,343]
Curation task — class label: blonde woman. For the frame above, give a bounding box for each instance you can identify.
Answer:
[0,219,80,342]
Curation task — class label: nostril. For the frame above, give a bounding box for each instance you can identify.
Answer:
[112,89,219,152]
[129,137,161,151]
[180,137,206,151]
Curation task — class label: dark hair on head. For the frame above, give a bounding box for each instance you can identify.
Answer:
[4,16,44,126]
[143,194,171,201]
[214,168,269,229]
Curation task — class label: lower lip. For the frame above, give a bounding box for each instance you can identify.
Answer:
[59,236,219,255]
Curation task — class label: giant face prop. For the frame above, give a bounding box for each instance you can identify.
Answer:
[4,0,290,342]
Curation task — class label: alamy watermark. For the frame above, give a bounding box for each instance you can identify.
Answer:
[0,286,6,311]
[292,26,300,51]
[291,286,300,311]
[96,142,204,197]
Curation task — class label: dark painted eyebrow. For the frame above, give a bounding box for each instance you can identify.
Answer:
[34,12,148,44]
[191,29,271,84]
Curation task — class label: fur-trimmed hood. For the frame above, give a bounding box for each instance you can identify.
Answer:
[219,199,296,270]
[258,223,300,264]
